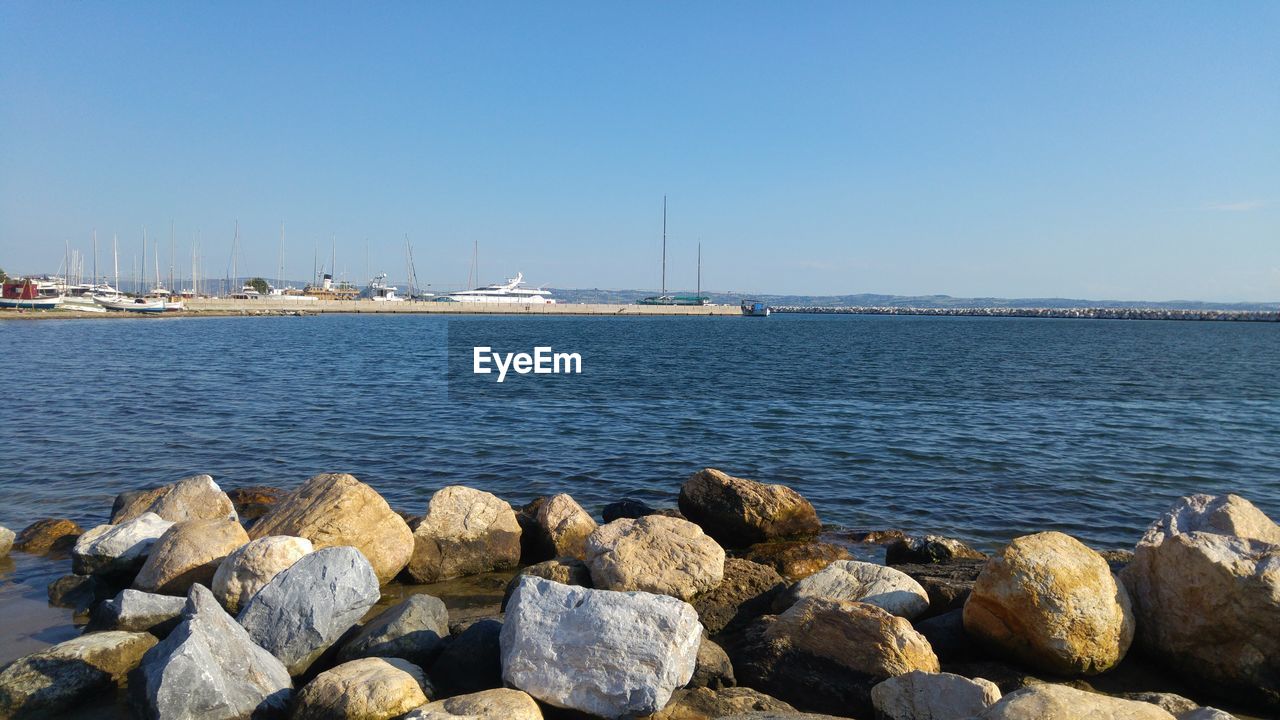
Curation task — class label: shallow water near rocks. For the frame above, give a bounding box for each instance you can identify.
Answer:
[0,313,1276,717]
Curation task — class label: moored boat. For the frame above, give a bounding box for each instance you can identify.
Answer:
[445,272,555,304]
[0,279,63,310]
[94,296,166,313]
[740,300,769,317]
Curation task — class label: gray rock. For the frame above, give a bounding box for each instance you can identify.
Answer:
[870,670,1001,720]
[0,525,13,556]
[427,618,504,697]
[501,557,592,611]
[71,512,174,576]
[500,576,702,718]
[337,594,450,667]
[1178,709,1239,720]
[237,546,381,676]
[776,559,930,619]
[0,630,156,719]
[1119,692,1199,715]
[885,535,986,565]
[134,584,292,719]
[47,573,108,616]
[90,589,187,636]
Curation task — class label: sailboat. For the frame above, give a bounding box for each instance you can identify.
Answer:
[95,233,164,312]
[638,197,709,306]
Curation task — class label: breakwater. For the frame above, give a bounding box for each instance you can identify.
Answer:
[772,305,1280,322]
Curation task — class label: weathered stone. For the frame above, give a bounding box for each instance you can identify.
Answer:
[913,609,976,662]
[90,589,187,636]
[72,512,174,577]
[678,468,821,548]
[338,594,450,667]
[964,531,1134,676]
[135,584,292,720]
[225,486,284,524]
[427,618,503,697]
[405,688,543,720]
[501,557,592,611]
[112,474,239,524]
[974,684,1176,719]
[729,598,939,717]
[741,540,852,581]
[689,636,735,690]
[585,515,725,601]
[892,560,984,618]
[47,573,109,615]
[133,519,249,596]
[717,713,845,720]
[885,535,987,565]
[529,493,597,561]
[292,657,429,720]
[870,670,1001,720]
[237,546,381,676]
[646,687,799,720]
[0,630,156,719]
[1118,692,1199,716]
[501,576,702,718]
[0,525,13,556]
[250,473,414,584]
[776,560,930,619]
[1177,709,1240,720]
[408,486,522,583]
[944,661,1042,695]
[211,535,313,614]
[1123,528,1280,710]
[1138,493,1280,548]
[603,498,657,523]
[691,558,786,636]
[14,518,83,553]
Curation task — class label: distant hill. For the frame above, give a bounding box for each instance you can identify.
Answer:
[549,288,1280,312]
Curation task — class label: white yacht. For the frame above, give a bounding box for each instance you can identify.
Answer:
[445,273,555,304]
[364,273,405,302]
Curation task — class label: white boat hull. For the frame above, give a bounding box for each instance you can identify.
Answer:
[0,296,62,310]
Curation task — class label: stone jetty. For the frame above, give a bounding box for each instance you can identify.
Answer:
[0,468,1273,719]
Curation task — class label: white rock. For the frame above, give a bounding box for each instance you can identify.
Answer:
[500,576,702,719]
[72,513,174,576]
[975,684,1176,719]
[212,535,313,614]
[404,688,544,719]
[871,670,1001,720]
[779,560,930,619]
[0,525,13,556]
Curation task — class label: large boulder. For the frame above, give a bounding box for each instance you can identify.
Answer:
[90,589,187,636]
[134,584,292,720]
[678,468,821,548]
[691,558,787,636]
[133,519,249,596]
[776,560,930,619]
[1135,493,1280,547]
[892,559,985,618]
[500,576,702,718]
[408,486,522,583]
[72,512,174,577]
[211,535,313,614]
[112,474,239,525]
[427,618,503,697]
[689,636,736,690]
[405,688,543,720]
[730,598,939,717]
[870,670,1001,720]
[741,540,852,581]
[528,493,597,561]
[963,531,1134,676]
[338,594,450,667]
[1123,528,1280,710]
[0,525,13,556]
[585,515,725,601]
[14,518,83,553]
[291,657,429,720]
[237,546,381,676]
[250,473,413,584]
[974,684,1176,719]
[0,631,156,718]
[225,486,284,524]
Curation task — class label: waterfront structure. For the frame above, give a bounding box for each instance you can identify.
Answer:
[444,272,555,304]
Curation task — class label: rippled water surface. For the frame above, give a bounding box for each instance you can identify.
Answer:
[2,313,1278,552]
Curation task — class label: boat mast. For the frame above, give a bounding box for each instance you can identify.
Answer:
[331,235,336,285]
[661,195,667,297]
[697,241,701,298]
[278,222,285,291]
[112,234,119,293]
[142,227,147,295]
[231,221,239,294]
[93,230,98,287]
[169,220,175,294]
[404,234,418,298]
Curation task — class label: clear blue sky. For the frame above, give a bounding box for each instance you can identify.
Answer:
[2,2,1277,300]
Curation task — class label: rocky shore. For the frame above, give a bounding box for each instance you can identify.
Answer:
[0,469,1275,719]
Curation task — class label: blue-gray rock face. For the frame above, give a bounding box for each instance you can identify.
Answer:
[338,593,450,667]
[91,589,187,636]
[237,545,381,676]
[500,576,701,719]
[134,584,292,720]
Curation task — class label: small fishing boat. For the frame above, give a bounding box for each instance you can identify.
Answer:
[0,279,63,310]
[740,300,769,317]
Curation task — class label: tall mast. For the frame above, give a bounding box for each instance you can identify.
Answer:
[697,241,701,297]
[169,220,175,293]
[92,230,98,287]
[231,221,239,293]
[278,221,285,290]
[142,227,147,295]
[661,195,667,296]
[112,234,119,292]
[154,239,160,289]
[331,235,336,283]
